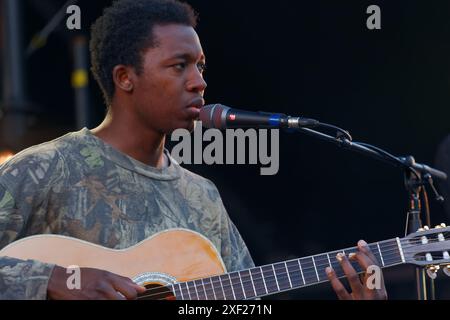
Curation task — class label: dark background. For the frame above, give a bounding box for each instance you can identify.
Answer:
[1,0,450,299]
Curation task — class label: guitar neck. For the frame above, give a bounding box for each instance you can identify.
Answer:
[172,237,405,300]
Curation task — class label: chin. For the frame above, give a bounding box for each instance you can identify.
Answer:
[167,120,196,134]
[185,121,197,133]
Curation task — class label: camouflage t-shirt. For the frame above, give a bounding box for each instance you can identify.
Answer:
[0,128,255,300]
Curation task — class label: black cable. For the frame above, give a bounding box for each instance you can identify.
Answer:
[355,142,421,180]
[316,122,353,141]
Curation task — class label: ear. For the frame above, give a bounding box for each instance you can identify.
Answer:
[112,65,135,93]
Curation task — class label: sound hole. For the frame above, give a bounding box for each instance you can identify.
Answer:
[137,283,176,300]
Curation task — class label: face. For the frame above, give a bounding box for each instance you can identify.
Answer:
[129,24,207,134]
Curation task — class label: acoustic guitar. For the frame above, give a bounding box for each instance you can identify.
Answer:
[1,225,449,300]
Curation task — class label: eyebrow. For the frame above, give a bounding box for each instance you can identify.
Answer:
[168,53,206,62]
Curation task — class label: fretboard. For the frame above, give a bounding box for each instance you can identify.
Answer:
[171,237,405,300]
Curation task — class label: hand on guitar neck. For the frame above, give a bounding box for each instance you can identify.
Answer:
[326,240,388,300]
[47,266,146,300]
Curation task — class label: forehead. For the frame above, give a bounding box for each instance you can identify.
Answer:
[146,24,204,60]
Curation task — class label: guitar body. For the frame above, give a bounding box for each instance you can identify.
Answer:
[0,229,226,296]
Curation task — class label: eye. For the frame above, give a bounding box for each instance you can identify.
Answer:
[173,62,187,71]
[197,62,207,74]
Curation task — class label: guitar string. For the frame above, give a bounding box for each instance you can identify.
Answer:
[150,249,448,301]
[137,237,449,300]
[136,237,449,300]
[140,246,448,300]
[149,250,447,301]
[139,249,410,301]
[144,252,446,300]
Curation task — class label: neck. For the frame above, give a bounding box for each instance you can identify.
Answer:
[155,237,405,300]
[91,109,166,169]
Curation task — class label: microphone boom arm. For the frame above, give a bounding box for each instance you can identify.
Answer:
[295,127,447,182]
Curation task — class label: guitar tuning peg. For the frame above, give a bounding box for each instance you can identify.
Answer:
[444,265,450,277]
[426,265,440,279]
[423,226,430,231]
[441,223,447,228]
[435,225,443,229]
[418,227,425,232]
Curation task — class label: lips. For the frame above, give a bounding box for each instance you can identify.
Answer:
[186,97,205,110]
[185,97,205,119]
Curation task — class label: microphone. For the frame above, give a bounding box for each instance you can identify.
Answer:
[199,104,320,129]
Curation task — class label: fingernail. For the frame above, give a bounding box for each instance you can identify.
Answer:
[358,240,368,247]
[325,267,333,275]
[336,253,344,262]
[348,252,357,259]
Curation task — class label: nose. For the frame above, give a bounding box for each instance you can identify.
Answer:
[186,68,207,93]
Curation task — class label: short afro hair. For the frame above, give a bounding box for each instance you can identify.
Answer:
[90,0,198,106]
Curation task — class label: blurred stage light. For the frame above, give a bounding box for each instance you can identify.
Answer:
[0,150,15,164]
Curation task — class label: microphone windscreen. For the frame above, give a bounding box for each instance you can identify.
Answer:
[199,104,229,129]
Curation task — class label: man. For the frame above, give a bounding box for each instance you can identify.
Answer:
[0,0,386,300]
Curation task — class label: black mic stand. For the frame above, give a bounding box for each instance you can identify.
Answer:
[404,168,428,300]
[402,158,445,300]
[292,125,447,300]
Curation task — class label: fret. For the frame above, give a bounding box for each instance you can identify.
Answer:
[201,279,208,300]
[203,278,215,300]
[328,251,345,278]
[210,276,225,300]
[313,254,330,282]
[261,265,278,294]
[299,257,317,285]
[297,259,305,285]
[367,243,381,267]
[326,253,332,269]
[396,238,405,263]
[273,262,291,291]
[174,283,183,300]
[229,272,245,300]
[238,272,246,299]
[179,282,190,300]
[228,274,237,299]
[284,262,293,288]
[220,274,234,300]
[194,279,206,300]
[240,270,256,299]
[260,267,269,294]
[311,256,320,282]
[376,242,385,266]
[345,247,363,274]
[286,260,304,287]
[187,281,198,300]
[250,267,267,296]
[379,239,403,266]
[271,265,280,291]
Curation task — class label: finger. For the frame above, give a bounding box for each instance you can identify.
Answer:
[121,276,147,294]
[348,251,374,272]
[349,247,387,293]
[97,283,126,300]
[134,284,147,293]
[357,240,379,265]
[112,279,142,300]
[336,253,363,295]
[326,267,352,300]
[350,243,385,281]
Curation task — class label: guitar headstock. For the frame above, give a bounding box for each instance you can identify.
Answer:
[403,223,450,279]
